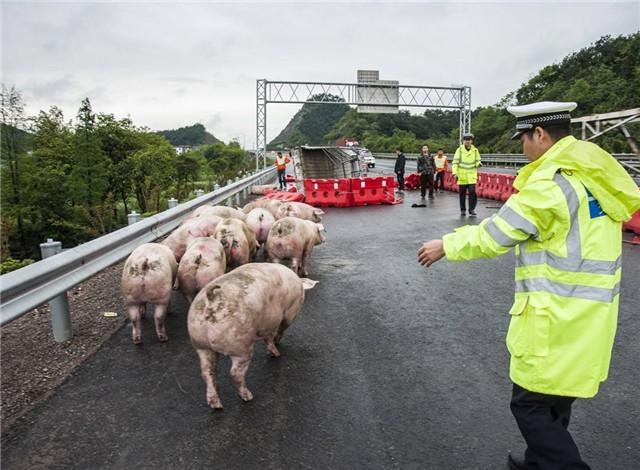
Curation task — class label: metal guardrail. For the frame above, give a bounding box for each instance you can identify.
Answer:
[373,152,639,171]
[0,168,276,328]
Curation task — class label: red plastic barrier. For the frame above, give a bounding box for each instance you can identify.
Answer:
[623,211,640,235]
[304,178,353,207]
[261,191,305,202]
[499,175,516,201]
[285,174,295,182]
[484,174,502,200]
[351,177,398,206]
[404,173,420,190]
[476,173,489,197]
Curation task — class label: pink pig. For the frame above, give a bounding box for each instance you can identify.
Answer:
[163,216,222,262]
[214,218,258,270]
[242,199,283,218]
[245,208,275,244]
[187,263,318,409]
[121,243,177,344]
[266,216,326,276]
[275,202,324,222]
[177,237,226,304]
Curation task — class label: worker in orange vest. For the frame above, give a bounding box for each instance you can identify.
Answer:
[275,152,291,190]
[434,148,449,193]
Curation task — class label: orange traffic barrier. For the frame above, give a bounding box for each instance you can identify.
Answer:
[304,178,353,207]
[623,211,640,235]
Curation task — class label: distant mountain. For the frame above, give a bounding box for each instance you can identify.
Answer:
[156,123,221,146]
[268,94,350,149]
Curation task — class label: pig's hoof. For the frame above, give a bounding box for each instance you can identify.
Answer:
[267,346,281,358]
[239,389,253,402]
[208,399,223,410]
[133,336,142,345]
[158,334,168,342]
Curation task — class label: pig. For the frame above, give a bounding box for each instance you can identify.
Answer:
[275,201,324,222]
[241,199,283,218]
[163,215,222,261]
[177,237,226,304]
[121,243,178,344]
[245,208,275,245]
[250,184,278,195]
[266,216,326,276]
[199,205,247,221]
[187,263,318,409]
[214,218,258,270]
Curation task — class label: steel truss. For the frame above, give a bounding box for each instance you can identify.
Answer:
[256,79,472,169]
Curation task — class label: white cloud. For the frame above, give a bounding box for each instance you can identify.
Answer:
[2,1,638,147]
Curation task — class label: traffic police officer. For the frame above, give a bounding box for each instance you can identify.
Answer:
[417,102,640,469]
[452,133,482,216]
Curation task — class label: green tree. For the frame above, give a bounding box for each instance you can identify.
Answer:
[70,98,110,233]
[131,134,177,213]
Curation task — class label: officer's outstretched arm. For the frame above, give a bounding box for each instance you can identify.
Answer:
[442,180,562,261]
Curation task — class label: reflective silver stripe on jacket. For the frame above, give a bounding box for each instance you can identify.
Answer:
[516,173,620,275]
[516,278,620,303]
[457,163,477,169]
[484,205,541,247]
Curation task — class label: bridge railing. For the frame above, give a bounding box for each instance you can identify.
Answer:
[0,168,276,333]
[373,152,639,173]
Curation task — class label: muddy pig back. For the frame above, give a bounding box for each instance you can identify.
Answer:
[177,237,226,303]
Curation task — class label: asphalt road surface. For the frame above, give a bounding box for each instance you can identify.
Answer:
[2,191,639,470]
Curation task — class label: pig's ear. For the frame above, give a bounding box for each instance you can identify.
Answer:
[314,208,325,215]
[301,278,318,290]
[206,284,222,301]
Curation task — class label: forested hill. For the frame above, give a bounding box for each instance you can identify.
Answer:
[270,33,639,154]
[268,94,350,149]
[157,123,221,146]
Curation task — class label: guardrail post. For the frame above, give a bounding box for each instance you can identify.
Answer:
[40,239,72,342]
[195,189,205,198]
[226,180,233,206]
[234,177,241,206]
[128,211,141,225]
[168,197,178,209]
[214,183,220,192]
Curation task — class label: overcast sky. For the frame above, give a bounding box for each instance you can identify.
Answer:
[2,1,639,147]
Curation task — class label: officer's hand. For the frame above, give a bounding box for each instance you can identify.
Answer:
[418,240,445,267]
[453,174,458,180]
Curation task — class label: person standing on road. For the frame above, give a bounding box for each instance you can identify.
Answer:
[275,151,290,190]
[452,133,482,216]
[394,147,406,192]
[417,144,436,199]
[417,101,640,470]
[434,148,449,192]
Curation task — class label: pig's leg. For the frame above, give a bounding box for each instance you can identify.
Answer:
[230,355,253,402]
[128,304,144,344]
[196,349,223,409]
[265,338,281,358]
[301,243,313,277]
[185,293,194,305]
[274,319,291,345]
[290,257,301,275]
[153,304,169,342]
[139,304,146,320]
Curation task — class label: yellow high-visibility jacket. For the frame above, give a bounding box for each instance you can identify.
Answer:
[442,136,640,398]
[452,144,481,184]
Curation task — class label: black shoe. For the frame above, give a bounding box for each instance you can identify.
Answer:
[507,454,526,470]
[460,211,466,216]
[469,210,477,216]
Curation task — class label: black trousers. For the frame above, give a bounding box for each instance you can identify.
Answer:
[277,170,286,189]
[434,172,445,191]
[420,173,434,198]
[396,172,405,190]
[510,383,591,470]
[458,183,477,211]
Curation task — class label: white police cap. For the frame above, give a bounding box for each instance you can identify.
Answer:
[507,101,577,140]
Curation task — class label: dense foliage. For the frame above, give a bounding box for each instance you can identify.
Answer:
[269,94,350,149]
[271,33,639,154]
[157,123,221,146]
[0,87,252,260]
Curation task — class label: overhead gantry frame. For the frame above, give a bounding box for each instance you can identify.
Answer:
[255,79,472,169]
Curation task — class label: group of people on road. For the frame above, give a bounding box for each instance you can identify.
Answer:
[394,134,481,215]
